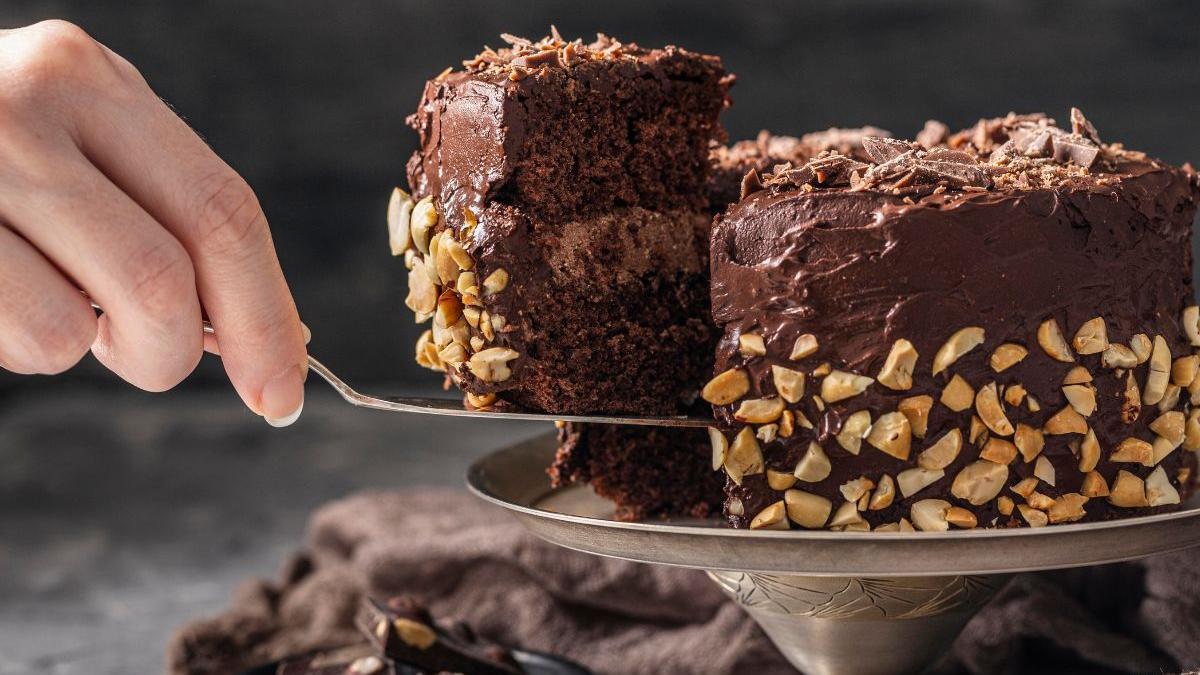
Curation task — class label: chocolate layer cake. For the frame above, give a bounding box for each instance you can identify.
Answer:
[389,31,730,414]
[708,109,1200,531]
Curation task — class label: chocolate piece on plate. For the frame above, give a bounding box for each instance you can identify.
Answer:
[356,596,523,675]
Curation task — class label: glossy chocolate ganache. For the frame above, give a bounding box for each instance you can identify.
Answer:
[708,109,1200,531]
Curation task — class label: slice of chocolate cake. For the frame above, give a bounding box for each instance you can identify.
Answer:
[389,30,730,414]
[549,423,724,521]
[707,109,1200,531]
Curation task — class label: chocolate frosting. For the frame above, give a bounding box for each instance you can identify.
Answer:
[406,33,729,229]
[712,143,1200,527]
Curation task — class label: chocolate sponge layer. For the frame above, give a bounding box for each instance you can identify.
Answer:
[457,205,716,414]
[550,423,723,522]
[408,44,729,227]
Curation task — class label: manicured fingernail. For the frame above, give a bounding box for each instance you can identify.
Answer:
[262,365,305,427]
[301,322,311,345]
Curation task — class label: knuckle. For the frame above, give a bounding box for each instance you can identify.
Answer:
[102,48,145,85]
[27,20,93,48]
[5,20,103,88]
[25,308,95,374]
[125,239,196,320]
[193,172,271,258]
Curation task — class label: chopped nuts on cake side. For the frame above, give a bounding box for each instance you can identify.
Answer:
[389,191,518,405]
[708,313,1198,533]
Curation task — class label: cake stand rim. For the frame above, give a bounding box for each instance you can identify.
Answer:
[466,432,1200,576]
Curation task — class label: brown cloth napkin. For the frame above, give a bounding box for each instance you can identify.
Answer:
[168,489,1199,675]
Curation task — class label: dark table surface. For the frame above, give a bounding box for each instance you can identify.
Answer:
[0,386,545,674]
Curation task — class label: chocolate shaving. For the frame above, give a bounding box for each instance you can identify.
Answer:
[1010,127,1054,158]
[800,126,892,160]
[1070,107,1102,145]
[914,159,993,189]
[923,148,978,164]
[988,139,1019,163]
[781,165,815,186]
[1052,134,1101,168]
[807,154,870,186]
[915,120,950,149]
[461,30,640,76]
[558,41,582,68]
[510,49,559,68]
[498,33,532,48]
[751,109,1120,197]
[866,149,919,182]
[862,136,916,164]
[740,168,763,201]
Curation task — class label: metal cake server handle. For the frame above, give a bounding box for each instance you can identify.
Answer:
[88,301,712,428]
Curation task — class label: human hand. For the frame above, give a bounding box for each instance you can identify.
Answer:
[0,20,307,426]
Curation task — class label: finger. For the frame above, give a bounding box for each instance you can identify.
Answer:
[0,224,96,374]
[72,62,307,424]
[0,144,203,392]
[203,321,309,357]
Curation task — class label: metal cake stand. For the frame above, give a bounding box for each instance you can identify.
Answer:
[467,433,1200,675]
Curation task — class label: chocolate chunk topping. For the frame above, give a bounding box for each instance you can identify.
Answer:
[356,596,522,675]
[760,152,868,190]
[913,158,994,189]
[749,108,1123,200]
[461,29,642,76]
[808,154,870,186]
[740,168,763,201]
[1070,107,1102,144]
[915,120,950,149]
[1052,133,1101,168]
[800,126,893,159]
[862,136,916,164]
[1009,127,1055,158]
[510,49,559,68]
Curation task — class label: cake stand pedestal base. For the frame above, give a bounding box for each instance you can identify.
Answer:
[709,572,1006,675]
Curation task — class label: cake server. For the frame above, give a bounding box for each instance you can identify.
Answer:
[89,301,712,428]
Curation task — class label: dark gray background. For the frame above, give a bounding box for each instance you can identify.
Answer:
[1,0,1199,398]
[1,2,1198,673]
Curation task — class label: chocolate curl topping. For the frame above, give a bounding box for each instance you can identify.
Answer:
[463,30,638,73]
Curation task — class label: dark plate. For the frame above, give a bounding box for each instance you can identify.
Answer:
[240,648,591,675]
